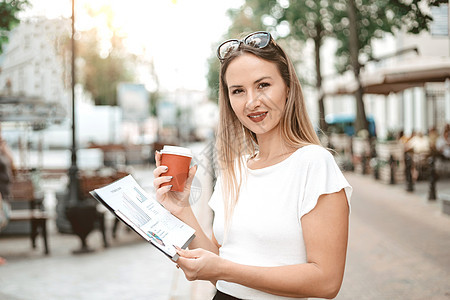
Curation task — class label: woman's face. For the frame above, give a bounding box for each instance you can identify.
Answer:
[225,53,288,137]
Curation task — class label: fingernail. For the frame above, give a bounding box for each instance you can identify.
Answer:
[167,185,173,190]
[164,166,168,171]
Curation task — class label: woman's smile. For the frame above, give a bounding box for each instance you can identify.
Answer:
[248,111,268,122]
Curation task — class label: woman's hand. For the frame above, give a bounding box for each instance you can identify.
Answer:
[175,247,224,282]
[152,151,197,217]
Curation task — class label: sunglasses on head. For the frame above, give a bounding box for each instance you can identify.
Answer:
[216,31,273,62]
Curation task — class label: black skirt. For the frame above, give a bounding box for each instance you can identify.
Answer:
[212,290,243,300]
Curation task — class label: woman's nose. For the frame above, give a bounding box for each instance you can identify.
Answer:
[245,91,261,110]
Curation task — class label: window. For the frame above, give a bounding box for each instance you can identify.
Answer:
[431,4,449,36]
[24,35,30,49]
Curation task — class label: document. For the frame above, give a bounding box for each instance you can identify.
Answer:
[90,175,196,261]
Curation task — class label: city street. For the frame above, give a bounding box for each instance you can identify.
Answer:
[1,1,449,299]
[337,173,450,300]
[1,164,449,299]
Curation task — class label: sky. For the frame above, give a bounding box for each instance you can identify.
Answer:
[21,0,244,92]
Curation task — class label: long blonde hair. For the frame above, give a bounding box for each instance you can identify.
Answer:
[216,37,321,229]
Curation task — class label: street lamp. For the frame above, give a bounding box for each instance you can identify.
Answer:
[67,0,79,205]
[62,0,100,254]
[57,0,79,233]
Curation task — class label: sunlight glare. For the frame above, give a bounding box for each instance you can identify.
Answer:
[24,0,244,91]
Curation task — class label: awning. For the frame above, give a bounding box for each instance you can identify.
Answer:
[324,56,450,95]
[0,95,67,125]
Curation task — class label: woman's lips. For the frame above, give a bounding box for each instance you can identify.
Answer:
[248,111,268,123]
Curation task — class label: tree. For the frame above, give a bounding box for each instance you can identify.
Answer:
[76,4,135,106]
[206,54,220,102]
[206,4,264,103]
[210,0,446,136]
[265,0,336,132]
[77,28,135,106]
[0,0,30,54]
[332,0,447,134]
[207,0,335,132]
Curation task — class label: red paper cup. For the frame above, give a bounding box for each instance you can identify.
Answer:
[160,145,193,192]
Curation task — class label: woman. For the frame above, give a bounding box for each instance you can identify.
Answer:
[153,32,352,299]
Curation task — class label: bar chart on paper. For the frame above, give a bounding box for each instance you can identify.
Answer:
[122,193,151,227]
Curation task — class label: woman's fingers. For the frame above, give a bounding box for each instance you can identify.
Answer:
[176,247,203,259]
[153,165,168,178]
[153,176,173,189]
[155,150,162,167]
[155,184,172,198]
[175,248,216,281]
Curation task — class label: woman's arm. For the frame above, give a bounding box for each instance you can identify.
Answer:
[176,206,219,255]
[176,189,349,299]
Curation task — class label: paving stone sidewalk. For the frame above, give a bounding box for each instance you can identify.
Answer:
[336,173,450,300]
[1,165,449,300]
[0,162,216,300]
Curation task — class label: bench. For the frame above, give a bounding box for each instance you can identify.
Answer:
[8,178,50,255]
[79,170,129,240]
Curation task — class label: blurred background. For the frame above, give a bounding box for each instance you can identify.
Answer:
[0,0,449,299]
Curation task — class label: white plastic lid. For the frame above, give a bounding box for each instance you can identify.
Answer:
[160,145,193,157]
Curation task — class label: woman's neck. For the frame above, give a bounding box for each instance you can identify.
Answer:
[254,129,296,161]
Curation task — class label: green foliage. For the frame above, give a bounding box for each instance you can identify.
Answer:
[0,0,30,54]
[75,3,138,106]
[208,0,332,129]
[149,90,160,116]
[281,0,334,40]
[206,2,265,102]
[333,0,446,134]
[332,0,446,73]
[206,0,446,133]
[206,55,220,102]
[226,2,266,36]
[77,28,135,106]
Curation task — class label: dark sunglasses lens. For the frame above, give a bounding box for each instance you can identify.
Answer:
[218,40,240,60]
[245,32,270,48]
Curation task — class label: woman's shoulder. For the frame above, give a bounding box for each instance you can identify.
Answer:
[294,144,333,161]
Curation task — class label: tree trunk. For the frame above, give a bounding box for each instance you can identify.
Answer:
[314,25,327,133]
[347,0,369,135]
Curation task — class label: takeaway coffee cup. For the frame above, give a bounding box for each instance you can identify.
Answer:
[160,145,193,192]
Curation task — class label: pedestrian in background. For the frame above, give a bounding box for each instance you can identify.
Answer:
[153,31,352,299]
[0,123,16,265]
[436,124,450,159]
[428,127,439,155]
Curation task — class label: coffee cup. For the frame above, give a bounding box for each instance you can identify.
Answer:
[160,145,193,192]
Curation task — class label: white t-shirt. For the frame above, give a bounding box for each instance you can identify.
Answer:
[208,145,352,300]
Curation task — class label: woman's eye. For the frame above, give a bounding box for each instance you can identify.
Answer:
[231,88,244,95]
[258,82,270,89]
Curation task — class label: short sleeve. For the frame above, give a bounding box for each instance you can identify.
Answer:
[299,148,352,219]
[208,175,225,246]
[208,175,222,213]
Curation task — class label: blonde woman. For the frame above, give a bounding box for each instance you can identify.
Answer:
[153,31,352,300]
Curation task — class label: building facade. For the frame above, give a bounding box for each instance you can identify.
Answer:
[323,4,450,139]
[0,17,71,110]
